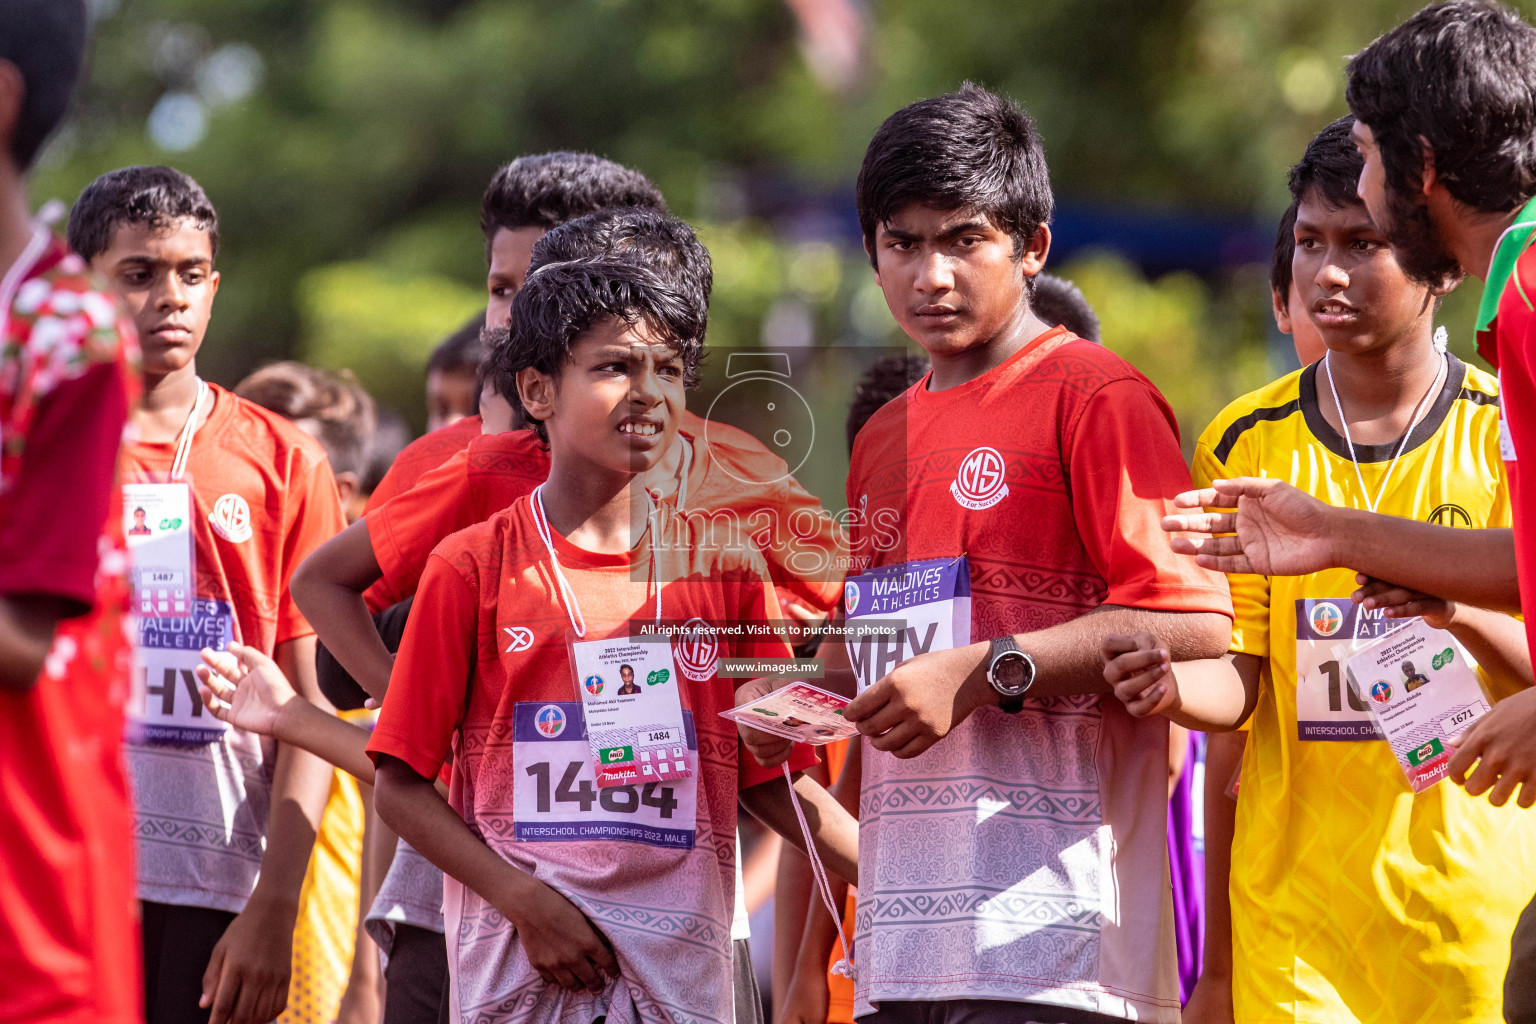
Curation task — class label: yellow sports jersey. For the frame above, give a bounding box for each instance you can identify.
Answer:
[1193,355,1536,1024]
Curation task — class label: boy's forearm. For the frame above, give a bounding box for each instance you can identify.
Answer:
[1332,512,1519,611]
[292,522,394,700]
[1446,606,1534,700]
[250,638,335,910]
[374,756,532,911]
[0,594,69,692]
[739,772,858,886]
[1020,607,1232,701]
[1164,657,1254,732]
[276,698,377,784]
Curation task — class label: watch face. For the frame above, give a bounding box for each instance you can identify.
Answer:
[992,653,1030,694]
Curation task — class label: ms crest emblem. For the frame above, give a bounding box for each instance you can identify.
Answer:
[951,447,1009,510]
[674,617,719,682]
[208,494,252,543]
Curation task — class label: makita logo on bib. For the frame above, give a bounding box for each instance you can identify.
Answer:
[950,447,1009,510]
[208,494,252,543]
[674,617,719,681]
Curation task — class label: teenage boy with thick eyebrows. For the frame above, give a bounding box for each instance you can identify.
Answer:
[364,251,856,1021]
[363,152,667,517]
[0,5,143,1021]
[743,83,1234,1024]
[68,166,346,1024]
[1107,116,1536,1024]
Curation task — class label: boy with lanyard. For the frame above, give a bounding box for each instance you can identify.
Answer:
[0,4,142,1020]
[222,208,838,1022]
[68,166,346,1024]
[363,152,667,516]
[744,83,1234,1024]
[1104,116,1536,1024]
[363,251,857,1022]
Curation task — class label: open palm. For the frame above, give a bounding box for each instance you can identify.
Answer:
[196,642,296,739]
[1163,478,1336,577]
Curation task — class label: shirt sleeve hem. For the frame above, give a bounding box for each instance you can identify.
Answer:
[1101,582,1235,618]
[367,730,447,783]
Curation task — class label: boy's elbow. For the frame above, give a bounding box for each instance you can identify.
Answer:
[371,755,420,834]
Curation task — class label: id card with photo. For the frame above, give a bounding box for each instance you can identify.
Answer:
[123,482,195,619]
[512,702,697,849]
[721,681,859,745]
[1343,618,1490,793]
[571,634,692,788]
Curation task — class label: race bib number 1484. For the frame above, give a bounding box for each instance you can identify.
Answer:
[512,702,697,849]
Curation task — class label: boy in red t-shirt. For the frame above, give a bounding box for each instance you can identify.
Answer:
[68,166,347,1024]
[364,251,856,1020]
[741,85,1233,1024]
[0,6,143,1020]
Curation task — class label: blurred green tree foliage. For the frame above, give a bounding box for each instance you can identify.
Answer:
[32,0,1522,444]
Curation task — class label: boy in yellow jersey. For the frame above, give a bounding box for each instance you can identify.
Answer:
[1102,116,1536,1024]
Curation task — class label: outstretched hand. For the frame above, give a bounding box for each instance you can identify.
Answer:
[196,642,298,738]
[1162,478,1336,577]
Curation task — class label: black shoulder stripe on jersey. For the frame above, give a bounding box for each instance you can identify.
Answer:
[1457,386,1500,408]
[1211,398,1303,464]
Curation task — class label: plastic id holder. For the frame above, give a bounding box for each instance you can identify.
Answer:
[1342,618,1491,793]
[720,681,859,745]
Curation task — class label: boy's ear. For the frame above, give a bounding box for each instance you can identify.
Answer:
[1019,224,1051,278]
[0,61,22,169]
[1271,287,1294,335]
[1418,136,1441,200]
[517,366,556,425]
[864,236,881,286]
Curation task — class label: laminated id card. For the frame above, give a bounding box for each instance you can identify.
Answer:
[1342,618,1490,793]
[720,681,859,745]
[571,633,692,788]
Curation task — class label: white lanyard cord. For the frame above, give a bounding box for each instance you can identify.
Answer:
[1323,351,1446,516]
[0,225,52,338]
[781,762,854,979]
[169,378,209,482]
[530,484,660,638]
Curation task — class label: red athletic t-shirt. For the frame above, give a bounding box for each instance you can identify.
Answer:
[366,410,846,614]
[123,383,348,912]
[0,237,141,1024]
[364,414,482,514]
[361,415,483,609]
[1479,241,1536,657]
[368,499,815,1020]
[844,328,1232,1020]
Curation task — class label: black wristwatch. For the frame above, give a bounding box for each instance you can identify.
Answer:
[986,635,1036,714]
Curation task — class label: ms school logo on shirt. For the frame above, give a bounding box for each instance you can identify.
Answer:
[674,617,718,682]
[950,447,1009,510]
[208,494,252,543]
[503,626,534,653]
[534,704,567,738]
